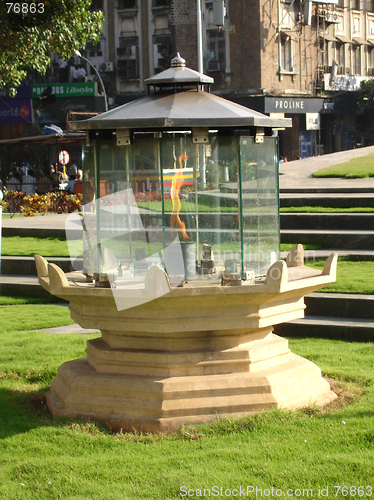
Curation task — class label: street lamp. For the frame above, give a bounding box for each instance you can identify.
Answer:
[74,50,108,112]
[0,181,3,275]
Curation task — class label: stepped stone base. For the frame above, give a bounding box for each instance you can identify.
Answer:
[46,346,335,433]
[36,247,338,433]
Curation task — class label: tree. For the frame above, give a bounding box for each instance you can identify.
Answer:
[0,0,103,93]
[355,79,374,146]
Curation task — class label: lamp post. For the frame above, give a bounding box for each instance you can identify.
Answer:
[0,182,3,275]
[74,50,108,112]
[197,0,203,73]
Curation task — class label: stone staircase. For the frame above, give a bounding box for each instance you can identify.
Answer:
[0,256,81,299]
[1,185,374,341]
[274,293,374,342]
[278,186,374,341]
[280,186,374,250]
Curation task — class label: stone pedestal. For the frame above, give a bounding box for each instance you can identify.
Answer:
[35,247,338,432]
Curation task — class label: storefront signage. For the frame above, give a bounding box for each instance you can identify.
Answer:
[31,82,98,98]
[306,113,320,130]
[0,99,33,125]
[300,131,313,159]
[32,96,106,126]
[0,85,31,99]
[264,97,323,114]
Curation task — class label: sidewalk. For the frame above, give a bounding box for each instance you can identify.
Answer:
[279,145,374,191]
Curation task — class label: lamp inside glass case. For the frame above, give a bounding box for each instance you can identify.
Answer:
[81,130,279,287]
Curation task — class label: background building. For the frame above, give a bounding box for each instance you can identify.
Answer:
[3,0,374,160]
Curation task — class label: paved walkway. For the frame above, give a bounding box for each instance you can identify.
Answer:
[279,145,374,191]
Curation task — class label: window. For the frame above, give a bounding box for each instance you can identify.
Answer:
[117,59,138,79]
[280,4,291,27]
[118,0,137,9]
[353,45,361,74]
[152,0,171,6]
[89,0,103,11]
[153,35,172,73]
[207,31,225,72]
[121,16,136,36]
[86,41,103,58]
[369,18,374,35]
[117,38,139,79]
[154,14,169,32]
[369,47,374,71]
[353,16,360,33]
[337,14,344,32]
[280,34,292,71]
[336,42,345,69]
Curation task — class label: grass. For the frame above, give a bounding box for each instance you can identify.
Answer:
[0,296,373,499]
[306,257,374,295]
[1,236,71,257]
[312,153,374,178]
[280,206,374,213]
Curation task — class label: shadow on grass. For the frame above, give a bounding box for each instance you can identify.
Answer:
[0,372,371,442]
[0,387,48,439]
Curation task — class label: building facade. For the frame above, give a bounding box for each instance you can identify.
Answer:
[6,0,374,159]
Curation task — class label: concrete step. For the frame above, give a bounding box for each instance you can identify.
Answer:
[281,229,374,249]
[280,193,374,208]
[2,227,69,238]
[280,213,374,231]
[274,316,374,342]
[0,275,54,299]
[280,187,374,194]
[305,293,374,319]
[0,256,82,276]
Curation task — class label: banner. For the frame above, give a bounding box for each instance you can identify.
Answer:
[0,99,33,125]
[31,82,98,99]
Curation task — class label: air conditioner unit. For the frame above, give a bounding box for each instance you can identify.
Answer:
[208,61,224,72]
[100,62,115,72]
[325,11,340,23]
[345,67,351,75]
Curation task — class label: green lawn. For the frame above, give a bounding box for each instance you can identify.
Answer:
[306,257,374,295]
[312,153,374,178]
[280,206,374,213]
[0,297,373,499]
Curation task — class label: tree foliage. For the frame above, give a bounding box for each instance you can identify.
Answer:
[355,79,374,146]
[0,0,103,92]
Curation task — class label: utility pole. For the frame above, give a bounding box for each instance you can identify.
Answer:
[197,0,203,73]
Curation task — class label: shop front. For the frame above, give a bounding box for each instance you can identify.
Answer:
[229,95,358,160]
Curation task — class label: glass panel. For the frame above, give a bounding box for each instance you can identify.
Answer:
[160,132,240,283]
[81,135,164,282]
[239,136,279,278]
[81,134,279,288]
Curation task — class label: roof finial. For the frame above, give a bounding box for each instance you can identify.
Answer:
[171,53,186,68]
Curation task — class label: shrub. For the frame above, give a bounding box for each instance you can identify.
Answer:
[3,190,82,216]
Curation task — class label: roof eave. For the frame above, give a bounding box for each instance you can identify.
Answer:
[69,117,292,131]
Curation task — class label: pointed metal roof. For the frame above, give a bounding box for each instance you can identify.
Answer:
[69,55,291,131]
[144,53,214,87]
[69,90,291,130]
